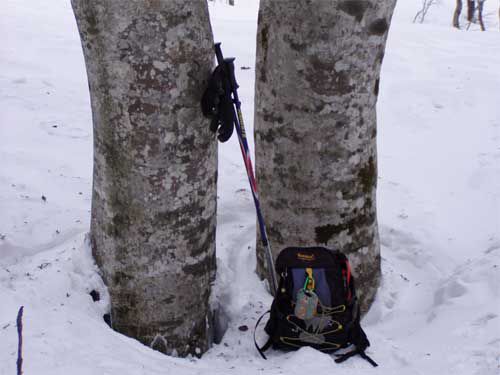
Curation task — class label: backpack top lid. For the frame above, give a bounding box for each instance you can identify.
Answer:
[275,246,341,274]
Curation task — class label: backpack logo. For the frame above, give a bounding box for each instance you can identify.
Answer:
[297,252,315,261]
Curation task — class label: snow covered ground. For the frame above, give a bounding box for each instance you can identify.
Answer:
[1,0,499,374]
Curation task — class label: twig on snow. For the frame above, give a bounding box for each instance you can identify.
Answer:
[16,306,24,375]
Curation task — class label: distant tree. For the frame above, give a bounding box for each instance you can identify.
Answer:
[453,0,463,28]
[477,0,486,30]
[467,0,476,21]
[71,0,217,356]
[254,0,397,312]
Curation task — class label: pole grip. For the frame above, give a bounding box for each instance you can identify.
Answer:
[214,42,224,65]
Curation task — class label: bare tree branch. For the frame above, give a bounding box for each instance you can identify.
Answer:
[413,0,438,23]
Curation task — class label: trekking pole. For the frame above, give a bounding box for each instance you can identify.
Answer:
[214,43,278,295]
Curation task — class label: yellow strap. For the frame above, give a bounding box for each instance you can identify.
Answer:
[305,268,315,290]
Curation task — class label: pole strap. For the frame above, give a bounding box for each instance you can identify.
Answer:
[254,310,272,360]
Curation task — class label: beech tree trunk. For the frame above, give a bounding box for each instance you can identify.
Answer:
[254,0,396,312]
[71,0,217,356]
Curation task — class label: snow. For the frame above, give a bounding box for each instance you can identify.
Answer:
[1,0,499,374]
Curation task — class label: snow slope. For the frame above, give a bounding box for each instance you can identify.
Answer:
[1,0,499,374]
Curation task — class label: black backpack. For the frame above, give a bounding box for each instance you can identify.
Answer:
[254,246,378,367]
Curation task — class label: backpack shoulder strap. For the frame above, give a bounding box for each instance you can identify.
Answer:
[335,347,378,367]
[335,300,378,367]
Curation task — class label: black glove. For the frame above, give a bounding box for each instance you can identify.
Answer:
[201,65,235,143]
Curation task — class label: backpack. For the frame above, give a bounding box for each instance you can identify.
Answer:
[254,246,378,367]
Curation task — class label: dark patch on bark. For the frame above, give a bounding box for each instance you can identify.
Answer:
[308,57,354,96]
[287,165,298,176]
[187,218,216,257]
[377,49,385,64]
[113,271,133,286]
[334,70,355,94]
[315,224,342,244]
[368,18,389,35]
[180,134,196,150]
[268,197,287,210]
[267,225,284,245]
[153,203,213,258]
[131,62,173,92]
[279,126,304,145]
[146,168,168,195]
[284,34,307,52]
[112,212,130,231]
[374,78,380,96]
[151,336,168,353]
[263,111,284,124]
[365,196,373,213]
[315,208,376,246]
[104,194,137,238]
[257,128,276,143]
[83,6,99,35]
[283,102,321,114]
[358,156,376,193]
[100,132,128,178]
[274,153,285,166]
[128,98,158,116]
[338,1,370,22]
[110,292,140,328]
[259,24,269,83]
[131,129,161,160]
[182,253,213,275]
[154,210,193,232]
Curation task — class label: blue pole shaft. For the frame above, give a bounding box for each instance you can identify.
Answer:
[233,102,278,295]
[214,43,278,294]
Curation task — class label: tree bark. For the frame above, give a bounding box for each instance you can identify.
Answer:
[71,0,217,356]
[254,0,396,312]
[453,0,463,28]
